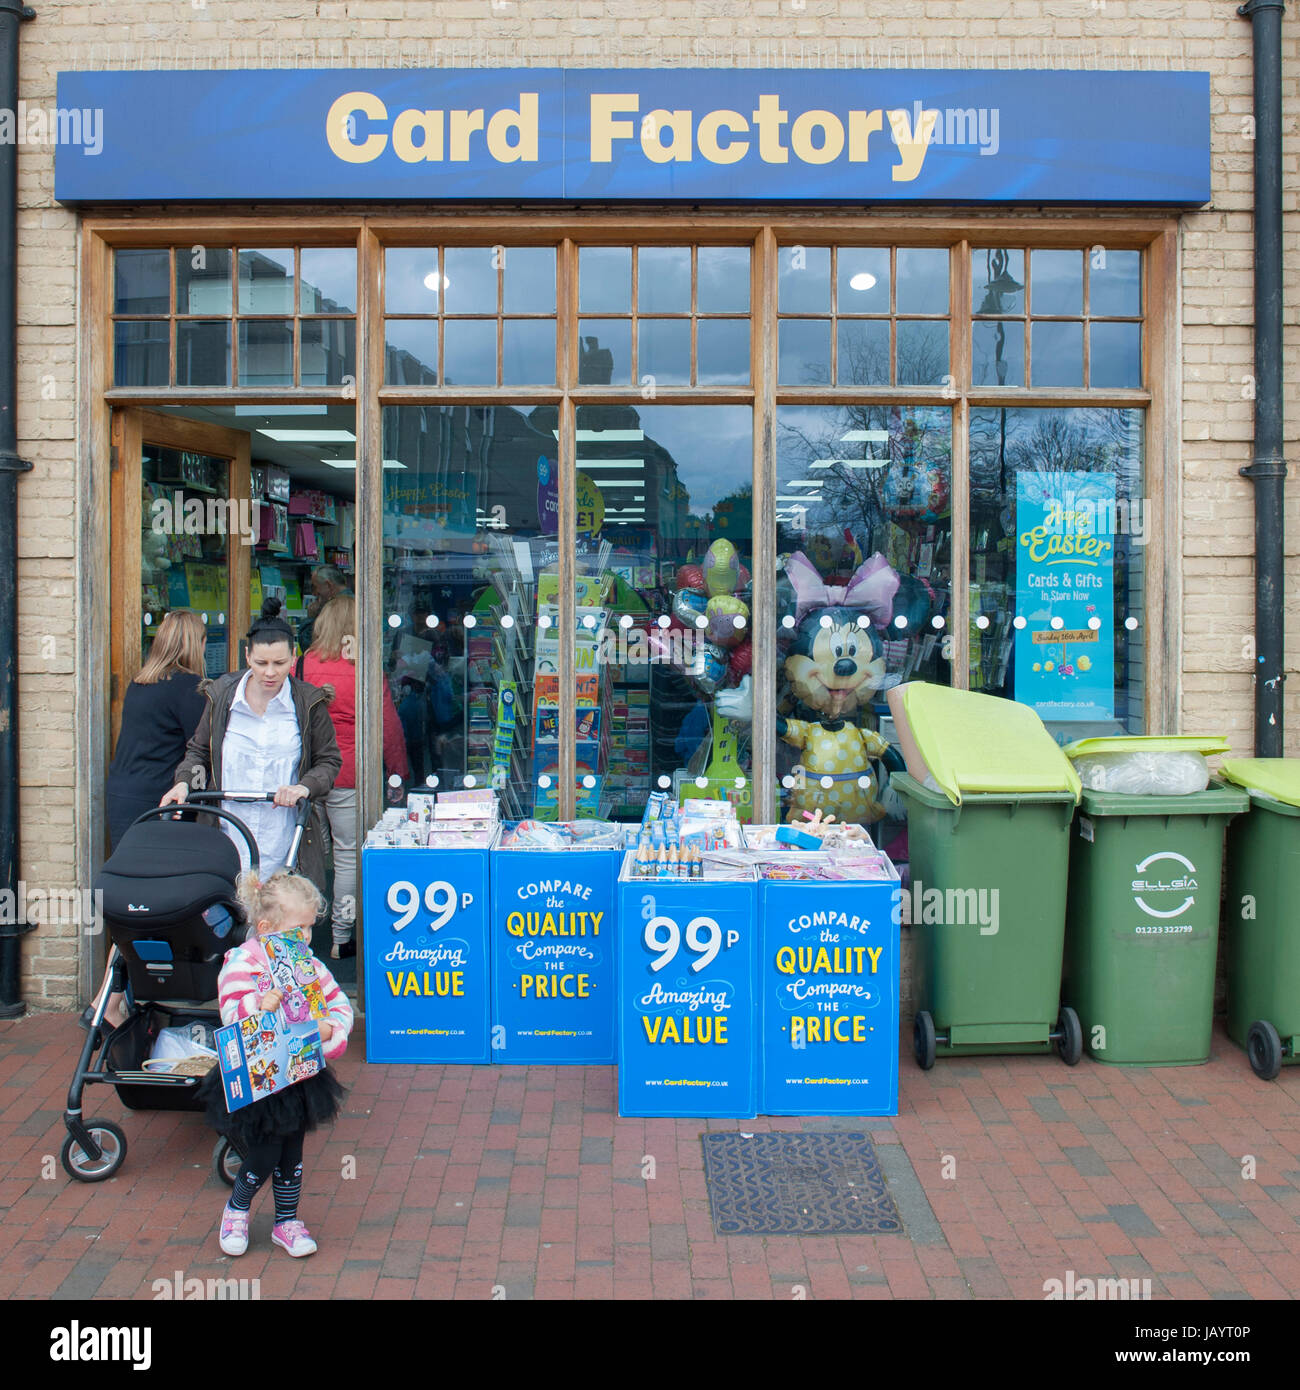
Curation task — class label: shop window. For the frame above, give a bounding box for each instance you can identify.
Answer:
[384,246,558,387]
[777,245,950,387]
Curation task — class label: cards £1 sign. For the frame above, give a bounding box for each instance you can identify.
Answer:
[362,845,491,1062]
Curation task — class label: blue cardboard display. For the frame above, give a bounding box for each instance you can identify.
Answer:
[490,847,619,1064]
[615,858,759,1118]
[362,845,492,1063]
[759,876,901,1116]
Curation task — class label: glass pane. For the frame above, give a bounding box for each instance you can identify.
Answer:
[972,248,1024,315]
[113,320,169,387]
[443,246,500,315]
[443,319,496,385]
[238,319,294,386]
[237,248,294,314]
[637,246,691,313]
[896,320,949,386]
[579,245,631,313]
[1030,249,1082,316]
[972,320,1025,387]
[115,248,170,315]
[697,246,750,312]
[176,320,230,386]
[501,246,556,315]
[637,318,690,386]
[577,403,754,822]
[300,318,357,386]
[837,319,890,386]
[502,318,556,385]
[778,244,830,313]
[778,318,830,385]
[1090,321,1142,389]
[836,247,890,314]
[968,407,1145,735]
[176,247,232,316]
[383,319,438,385]
[697,318,750,386]
[384,247,444,313]
[300,248,357,313]
[1031,321,1083,388]
[381,403,559,816]
[775,404,952,852]
[578,320,632,385]
[896,247,949,315]
[1089,249,1142,316]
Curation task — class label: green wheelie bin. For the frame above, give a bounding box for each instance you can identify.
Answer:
[1220,759,1300,1079]
[1061,783,1248,1066]
[894,773,1082,1068]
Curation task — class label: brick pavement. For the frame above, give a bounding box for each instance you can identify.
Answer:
[2,1011,1298,1301]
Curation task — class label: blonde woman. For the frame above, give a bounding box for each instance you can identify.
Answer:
[302,594,409,958]
[107,609,209,853]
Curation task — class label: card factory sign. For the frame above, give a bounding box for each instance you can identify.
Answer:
[55,68,1209,204]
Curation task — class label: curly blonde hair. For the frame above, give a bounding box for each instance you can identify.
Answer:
[236,869,324,932]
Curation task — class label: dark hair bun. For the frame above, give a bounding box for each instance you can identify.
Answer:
[260,597,283,621]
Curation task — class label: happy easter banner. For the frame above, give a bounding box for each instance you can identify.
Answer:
[1014,471,1115,724]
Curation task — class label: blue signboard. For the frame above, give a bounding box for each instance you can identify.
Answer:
[1014,470,1117,723]
[759,878,900,1116]
[615,865,759,1118]
[55,69,1210,205]
[362,845,491,1063]
[490,847,619,1064]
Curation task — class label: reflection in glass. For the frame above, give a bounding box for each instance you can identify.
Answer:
[638,318,690,385]
[972,248,1024,315]
[383,319,438,385]
[579,246,632,313]
[775,405,952,854]
[836,247,890,314]
[578,321,631,385]
[176,248,232,316]
[637,246,691,314]
[1089,249,1141,317]
[501,246,557,315]
[896,247,949,315]
[1089,322,1142,389]
[968,407,1145,734]
[697,318,750,386]
[1030,249,1082,316]
[300,248,358,314]
[384,248,444,313]
[1031,321,1083,388]
[443,246,500,315]
[114,321,169,387]
[972,320,1025,388]
[115,249,170,315]
[177,320,230,386]
[443,318,496,385]
[300,318,356,386]
[238,249,295,315]
[697,246,750,313]
[778,244,830,313]
[896,321,949,386]
[778,318,830,385]
[238,319,293,386]
[503,319,556,385]
[837,319,890,386]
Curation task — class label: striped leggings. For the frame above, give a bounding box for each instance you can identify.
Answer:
[228,1129,306,1222]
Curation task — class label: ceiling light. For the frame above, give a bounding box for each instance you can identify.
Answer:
[259,429,356,442]
[848,272,878,291]
[840,430,889,442]
[575,458,645,469]
[323,458,406,469]
[776,494,821,502]
[784,479,823,487]
[423,271,449,292]
[812,457,888,469]
[557,430,646,442]
[234,405,328,417]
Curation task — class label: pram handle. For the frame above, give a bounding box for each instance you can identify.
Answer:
[166,791,313,874]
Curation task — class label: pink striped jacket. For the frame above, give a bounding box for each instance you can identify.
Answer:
[217,935,354,1063]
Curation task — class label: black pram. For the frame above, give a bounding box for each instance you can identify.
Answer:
[60,792,309,1183]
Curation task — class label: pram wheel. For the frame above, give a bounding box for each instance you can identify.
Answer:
[60,1119,127,1182]
[213,1137,243,1187]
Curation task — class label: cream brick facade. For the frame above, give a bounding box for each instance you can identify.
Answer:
[8,1,1297,1010]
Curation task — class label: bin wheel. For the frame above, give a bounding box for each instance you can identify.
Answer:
[1247,1020,1283,1081]
[213,1137,243,1187]
[913,1011,937,1070]
[60,1119,127,1182]
[1056,1006,1083,1066]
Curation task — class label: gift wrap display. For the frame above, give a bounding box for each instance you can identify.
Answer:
[362,789,901,1117]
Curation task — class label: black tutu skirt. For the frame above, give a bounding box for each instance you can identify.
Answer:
[198,1064,345,1149]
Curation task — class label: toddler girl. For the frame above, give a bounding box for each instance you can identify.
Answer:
[202,870,353,1258]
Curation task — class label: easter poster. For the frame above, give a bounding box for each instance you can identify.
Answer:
[1014,471,1115,723]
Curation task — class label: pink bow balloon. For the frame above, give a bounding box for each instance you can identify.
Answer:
[786,550,900,629]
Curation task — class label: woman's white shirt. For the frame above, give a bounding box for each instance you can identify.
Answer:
[220,672,302,875]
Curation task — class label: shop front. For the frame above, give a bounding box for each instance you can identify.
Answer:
[59,66,1209,1030]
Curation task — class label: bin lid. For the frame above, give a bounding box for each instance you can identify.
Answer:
[1219,758,1300,809]
[891,770,1078,810]
[1063,734,1230,758]
[1077,781,1249,818]
[886,682,1081,806]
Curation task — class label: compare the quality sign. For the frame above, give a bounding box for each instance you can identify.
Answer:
[54,68,1210,204]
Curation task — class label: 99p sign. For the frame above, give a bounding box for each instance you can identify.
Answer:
[362,844,491,1063]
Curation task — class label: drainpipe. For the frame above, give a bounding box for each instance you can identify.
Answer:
[0,0,35,1020]
[1237,0,1287,757]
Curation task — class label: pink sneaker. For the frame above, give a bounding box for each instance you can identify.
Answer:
[219,1205,249,1256]
[271,1219,317,1257]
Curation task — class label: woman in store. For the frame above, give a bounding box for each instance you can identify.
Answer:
[302,594,409,958]
[160,598,341,897]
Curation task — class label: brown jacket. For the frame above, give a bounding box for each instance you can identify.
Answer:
[173,671,342,891]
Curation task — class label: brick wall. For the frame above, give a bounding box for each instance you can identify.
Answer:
[11,1,1298,1009]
